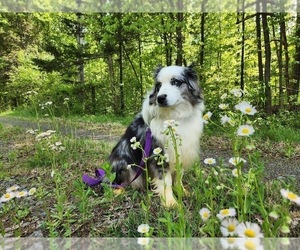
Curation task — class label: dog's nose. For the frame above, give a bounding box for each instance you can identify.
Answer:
[157,94,167,105]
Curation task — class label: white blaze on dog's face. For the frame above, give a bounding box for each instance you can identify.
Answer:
[155,66,185,107]
[149,65,202,108]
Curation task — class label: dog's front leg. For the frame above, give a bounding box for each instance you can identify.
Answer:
[152,172,177,207]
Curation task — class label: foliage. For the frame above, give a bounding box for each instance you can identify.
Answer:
[0,12,300,116]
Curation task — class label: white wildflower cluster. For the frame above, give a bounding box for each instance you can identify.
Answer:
[200,207,264,248]
[39,101,53,110]
[0,185,36,203]
[130,137,141,150]
[153,147,169,165]
[205,89,257,136]
[162,119,182,148]
[35,130,56,141]
[48,141,66,152]
[163,119,179,129]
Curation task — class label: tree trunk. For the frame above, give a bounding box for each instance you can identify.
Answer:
[161,15,172,66]
[175,11,184,66]
[138,31,143,104]
[200,12,206,68]
[271,16,283,107]
[117,14,125,115]
[76,12,85,111]
[200,0,208,70]
[261,3,272,115]
[281,17,289,106]
[289,10,300,105]
[255,12,264,108]
[240,12,245,90]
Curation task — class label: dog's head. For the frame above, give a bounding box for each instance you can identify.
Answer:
[149,64,203,107]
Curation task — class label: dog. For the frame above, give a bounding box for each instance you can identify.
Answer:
[109,64,205,207]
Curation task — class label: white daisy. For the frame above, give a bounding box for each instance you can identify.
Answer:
[28,188,37,196]
[203,111,212,121]
[15,190,28,198]
[229,157,247,166]
[232,168,239,177]
[237,125,255,137]
[6,185,20,193]
[220,217,239,236]
[204,158,216,165]
[217,208,236,220]
[199,207,211,221]
[280,189,300,205]
[236,221,264,238]
[0,192,15,202]
[137,224,150,234]
[235,101,257,115]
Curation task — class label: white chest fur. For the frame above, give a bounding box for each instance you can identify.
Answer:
[149,106,204,170]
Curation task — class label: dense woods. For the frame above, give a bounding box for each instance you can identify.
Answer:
[0,6,300,116]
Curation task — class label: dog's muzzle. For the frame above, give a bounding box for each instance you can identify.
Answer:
[157,94,168,106]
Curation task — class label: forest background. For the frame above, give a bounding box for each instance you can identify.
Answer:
[0,1,300,118]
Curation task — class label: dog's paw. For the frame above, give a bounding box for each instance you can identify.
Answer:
[164,196,178,208]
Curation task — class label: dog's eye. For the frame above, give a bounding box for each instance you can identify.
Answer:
[171,79,184,87]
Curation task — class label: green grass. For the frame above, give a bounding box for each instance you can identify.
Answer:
[0,107,300,239]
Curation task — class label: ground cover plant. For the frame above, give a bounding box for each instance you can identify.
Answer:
[0,90,300,247]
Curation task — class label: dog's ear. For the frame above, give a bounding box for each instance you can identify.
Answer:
[184,65,198,92]
[184,65,203,103]
[187,62,196,69]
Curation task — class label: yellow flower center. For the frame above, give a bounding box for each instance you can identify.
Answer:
[245,107,252,113]
[287,192,297,201]
[241,128,250,134]
[244,228,256,237]
[203,114,209,120]
[203,212,209,218]
[244,240,256,250]
[227,224,235,232]
[221,209,230,215]
[4,193,11,198]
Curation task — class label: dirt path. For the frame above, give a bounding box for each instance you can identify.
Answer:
[0,115,299,188]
